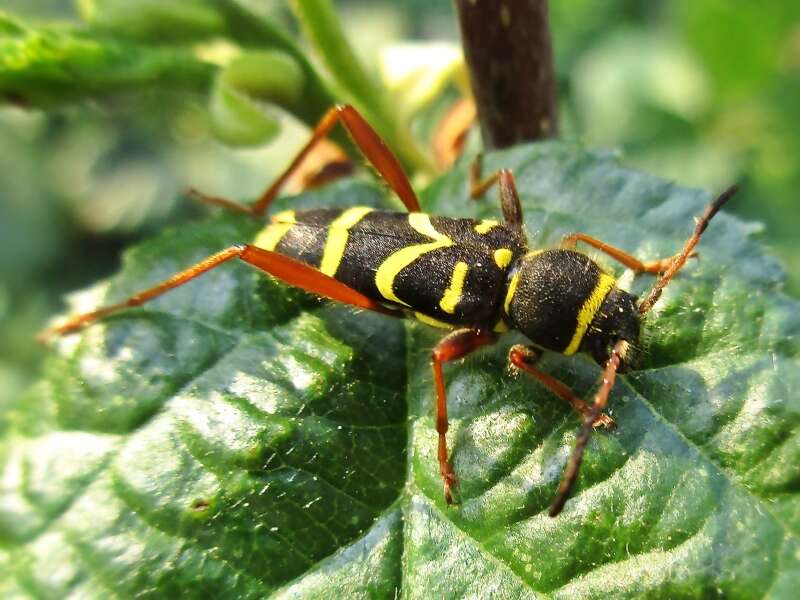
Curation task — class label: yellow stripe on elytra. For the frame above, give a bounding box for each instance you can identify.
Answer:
[375,213,453,307]
[503,271,520,316]
[414,312,453,329]
[493,248,513,269]
[319,206,373,276]
[563,273,616,356]
[253,210,296,251]
[439,261,469,314]
[474,219,499,234]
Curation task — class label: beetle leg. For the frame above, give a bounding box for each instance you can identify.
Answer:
[548,340,625,517]
[433,97,475,169]
[468,154,491,198]
[39,246,245,340]
[508,345,615,429]
[638,185,737,314]
[431,328,496,504]
[560,232,692,275]
[469,161,525,238]
[39,245,401,341]
[189,104,421,217]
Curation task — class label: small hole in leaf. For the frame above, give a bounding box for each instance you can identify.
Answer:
[192,498,210,511]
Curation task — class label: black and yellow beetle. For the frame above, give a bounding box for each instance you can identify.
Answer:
[41,105,736,516]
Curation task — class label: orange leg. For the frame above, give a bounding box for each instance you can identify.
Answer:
[548,340,625,517]
[39,244,401,341]
[433,97,476,169]
[561,232,692,274]
[431,328,496,504]
[469,154,496,199]
[39,246,243,340]
[189,105,421,217]
[469,161,525,238]
[508,345,615,429]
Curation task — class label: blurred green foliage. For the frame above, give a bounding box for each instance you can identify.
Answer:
[552,0,800,297]
[0,0,798,446]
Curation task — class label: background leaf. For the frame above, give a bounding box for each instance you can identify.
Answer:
[0,12,214,106]
[3,142,799,597]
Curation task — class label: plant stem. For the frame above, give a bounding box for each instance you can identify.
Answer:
[291,0,436,175]
[213,0,337,131]
[454,0,558,149]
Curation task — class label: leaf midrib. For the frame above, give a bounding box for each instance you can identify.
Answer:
[400,346,796,595]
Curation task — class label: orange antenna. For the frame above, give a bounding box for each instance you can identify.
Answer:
[639,185,738,315]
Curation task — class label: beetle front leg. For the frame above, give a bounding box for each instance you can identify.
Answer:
[560,233,692,275]
[549,340,625,517]
[508,344,615,429]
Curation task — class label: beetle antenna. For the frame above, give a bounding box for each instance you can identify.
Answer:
[549,339,626,516]
[550,186,737,516]
[638,185,738,315]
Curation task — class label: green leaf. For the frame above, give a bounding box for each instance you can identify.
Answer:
[0,12,214,106]
[77,0,226,42]
[208,50,306,147]
[4,143,800,597]
[0,8,344,153]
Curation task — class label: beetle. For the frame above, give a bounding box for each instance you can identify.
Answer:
[40,104,736,516]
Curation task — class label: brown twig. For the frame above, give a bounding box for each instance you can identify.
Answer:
[453,0,558,149]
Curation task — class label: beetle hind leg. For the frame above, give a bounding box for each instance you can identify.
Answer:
[189,104,421,219]
[39,244,401,341]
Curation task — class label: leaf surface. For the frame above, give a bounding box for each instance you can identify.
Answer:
[3,143,799,598]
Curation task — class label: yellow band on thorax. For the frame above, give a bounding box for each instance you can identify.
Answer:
[503,271,520,316]
[563,273,616,355]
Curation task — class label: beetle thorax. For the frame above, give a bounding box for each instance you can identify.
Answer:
[504,249,640,368]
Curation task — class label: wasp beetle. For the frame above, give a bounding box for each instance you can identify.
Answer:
[41,105,736,516]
